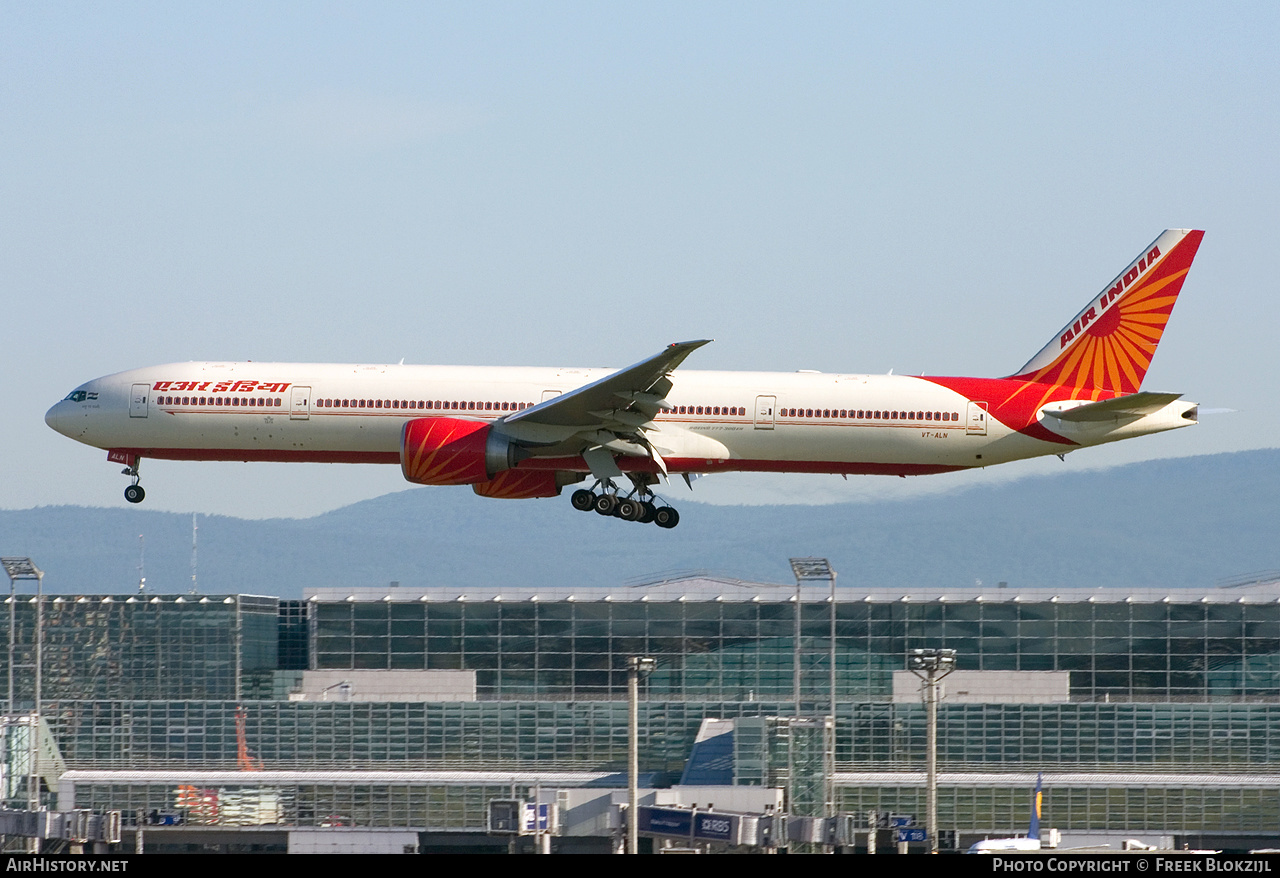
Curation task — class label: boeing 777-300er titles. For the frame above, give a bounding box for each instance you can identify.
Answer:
[47,229,1204,529]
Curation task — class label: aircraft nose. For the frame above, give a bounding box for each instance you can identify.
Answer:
[45,402,65,435]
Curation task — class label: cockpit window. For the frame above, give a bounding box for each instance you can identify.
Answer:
[63,390,88,402]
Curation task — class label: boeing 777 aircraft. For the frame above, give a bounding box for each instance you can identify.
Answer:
[46,230,1204,528]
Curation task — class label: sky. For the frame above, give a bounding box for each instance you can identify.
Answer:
[3,2,1278,519]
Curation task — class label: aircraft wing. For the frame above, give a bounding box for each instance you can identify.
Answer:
[502,339,711,478]
[1043,391,1183,422]
[505,340,711,428]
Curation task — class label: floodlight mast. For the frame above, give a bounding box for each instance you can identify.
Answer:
[3,557,44,853]
[789,558,838,840]
[627,656,656,854]
[908,648,956,854]
[788,557,837,713]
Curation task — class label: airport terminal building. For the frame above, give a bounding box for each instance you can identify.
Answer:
[5,576,1280,851]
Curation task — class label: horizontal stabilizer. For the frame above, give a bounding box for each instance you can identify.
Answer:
[1044,392,1183,422]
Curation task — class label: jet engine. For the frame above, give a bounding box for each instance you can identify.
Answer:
[472,470,569,500]
[400,418,527,486]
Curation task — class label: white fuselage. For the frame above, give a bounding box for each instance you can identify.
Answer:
[44,361,1193,478]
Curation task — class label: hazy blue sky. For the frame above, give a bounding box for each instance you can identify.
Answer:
[4,2,1277,518]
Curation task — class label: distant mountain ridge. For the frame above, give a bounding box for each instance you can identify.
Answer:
[3,449,1278,596]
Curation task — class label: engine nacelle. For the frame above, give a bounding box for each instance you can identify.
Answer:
[400,417,526,486]
[472,469,568,500]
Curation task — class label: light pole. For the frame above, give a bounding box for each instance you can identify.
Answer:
[3,558,44,853]
[908,648,956,854]
[627,656,656,855]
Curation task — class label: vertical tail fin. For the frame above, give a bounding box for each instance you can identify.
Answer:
[1009,229,1204,393]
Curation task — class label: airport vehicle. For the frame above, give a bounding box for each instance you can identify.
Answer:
[46,230,1204,527]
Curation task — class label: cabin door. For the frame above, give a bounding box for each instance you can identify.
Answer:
[966,401,988,436]
[754,395,776,430]
[290,386,312,420]
[129,384,150,418]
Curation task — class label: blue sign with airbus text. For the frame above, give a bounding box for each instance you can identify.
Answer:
[638,806,693,837]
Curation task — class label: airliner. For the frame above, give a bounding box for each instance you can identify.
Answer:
[46,229,1204,528]
[967,773,1046,853]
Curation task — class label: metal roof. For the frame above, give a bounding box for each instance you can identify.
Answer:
[303,575,1280,605]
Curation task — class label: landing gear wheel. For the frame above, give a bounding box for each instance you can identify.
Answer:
[638,501,657,524]
[653,506,680,529]
[616,499,643,521]
[571,489,596,512]
[593,494,618,516]
[124,485,145,504]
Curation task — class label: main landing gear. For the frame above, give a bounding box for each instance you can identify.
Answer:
[122,460,145,504]
[570,482,680,529]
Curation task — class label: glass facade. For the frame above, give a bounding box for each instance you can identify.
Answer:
[42,699,1280,774]
[46,699,803,774]
[309,583,1280,701]
[70,781,547,831]
[9,578,1280,839]
[62,781,1280,835]
[277,600,309,672]
[837,785,1280,835]
[50,699,1280,834]
[0,595,278,703]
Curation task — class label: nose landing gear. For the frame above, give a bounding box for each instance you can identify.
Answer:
[122,460,145,504]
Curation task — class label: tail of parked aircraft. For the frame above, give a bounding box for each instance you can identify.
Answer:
[1009,229,1205,395]
[966,773,1047,853]
[1029,771,1043,842]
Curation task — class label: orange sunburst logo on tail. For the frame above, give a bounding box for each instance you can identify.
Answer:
[928,230,1204,443]
[1010,229,1204,395]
